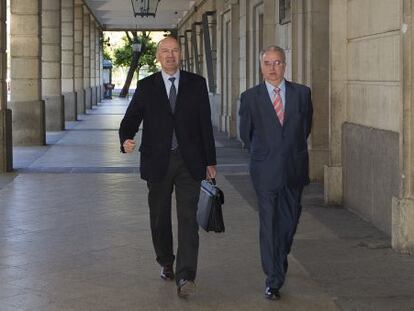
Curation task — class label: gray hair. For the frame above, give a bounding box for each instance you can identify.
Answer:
[259,46,286,63]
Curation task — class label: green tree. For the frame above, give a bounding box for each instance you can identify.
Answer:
[102,34,112,61]
[113,31,157,97]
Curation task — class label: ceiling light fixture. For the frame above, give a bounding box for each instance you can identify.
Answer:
[131,0,161,18]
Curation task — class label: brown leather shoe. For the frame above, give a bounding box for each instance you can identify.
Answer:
[160,264,175,280]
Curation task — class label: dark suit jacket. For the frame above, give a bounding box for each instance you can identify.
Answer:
[239,80,313,191]
[119,70,217,182]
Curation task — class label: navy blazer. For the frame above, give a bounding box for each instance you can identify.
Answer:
[119,70,217,182]
[239,80,313,191]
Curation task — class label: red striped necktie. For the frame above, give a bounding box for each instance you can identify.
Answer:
[273,87,284,125]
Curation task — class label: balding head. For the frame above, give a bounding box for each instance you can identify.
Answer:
[156,36,181,75]
[156,36,180,53]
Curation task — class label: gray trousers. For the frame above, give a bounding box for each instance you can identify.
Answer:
[255,185,303,290]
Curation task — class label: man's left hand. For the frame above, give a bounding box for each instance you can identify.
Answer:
[206,165,217,180]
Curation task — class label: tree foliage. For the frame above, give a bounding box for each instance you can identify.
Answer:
[113,31,158,97]
[113,36,132,67]
[102,35,112,61]
[139,40,157,73]
[113,32,158,73]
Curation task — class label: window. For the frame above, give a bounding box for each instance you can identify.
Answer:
[279,0,291,24]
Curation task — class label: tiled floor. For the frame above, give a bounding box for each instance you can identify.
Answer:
[0,98,337,310]
[0,98,412,310]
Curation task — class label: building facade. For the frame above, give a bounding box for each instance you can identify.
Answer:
[0,0,413,254]
[0,0,104,156]
[177,0,414,254]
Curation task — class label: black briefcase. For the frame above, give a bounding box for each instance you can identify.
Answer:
[197,179,225,233]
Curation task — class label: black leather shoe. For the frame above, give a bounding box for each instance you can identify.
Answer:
[265,287,281,300]
[160,264,175,280]
[177,279,196,298]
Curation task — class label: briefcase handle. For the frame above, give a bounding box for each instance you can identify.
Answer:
[207,178,216,185]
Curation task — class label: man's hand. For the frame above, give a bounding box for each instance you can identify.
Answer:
[206,165,217,180]
[123,139,136,153]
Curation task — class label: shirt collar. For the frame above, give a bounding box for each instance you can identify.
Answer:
[265,79,285,93]
[161,70,180,82]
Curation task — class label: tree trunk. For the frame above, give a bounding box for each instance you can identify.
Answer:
[119,51,140,98]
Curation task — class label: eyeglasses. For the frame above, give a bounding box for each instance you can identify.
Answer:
[263,60,285,67]
[160,48,180,54]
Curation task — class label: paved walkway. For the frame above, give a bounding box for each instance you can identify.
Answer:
[0,98,413,311]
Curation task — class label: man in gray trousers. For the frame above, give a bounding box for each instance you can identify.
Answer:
[239,45,313,300]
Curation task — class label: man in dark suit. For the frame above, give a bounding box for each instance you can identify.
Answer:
[119,36,216,298]
[239,46,312,300]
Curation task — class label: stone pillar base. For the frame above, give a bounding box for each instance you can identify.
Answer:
[76,89,85,115]
[209,94,220,128]
[309,148,329,182]
[0,109,13,172]
[91,86,97,107]
[45,95,65,131]
[392,197,414,255]
[93,86,99,105]
[220,115,228,133]
[97,85,101,104]
[96,86,100,104]
[10,100,45,145]
[324,165,343,205]
[85,87,92,109]
[100,85,105,101]
[64,92,77,121]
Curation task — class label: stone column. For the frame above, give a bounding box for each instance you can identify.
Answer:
[89,17,96,107]
[99,30,104,101]
[392,0,414,255]
[229,3,240,138]
[309,1,329,183]
[245,0,263,87]
[220,1,239,138]
[95,26,101,104]
[83,6,91,109]
[0,0,12,171]
[292,0,329,182]
[10,0,45,145]
[291,0,306,83]
[324,0,347,205]
[74,0,84,114]
[42,0,64,131]
[239,0,247,96]
[61,0,76,121]
[263,0,276,47]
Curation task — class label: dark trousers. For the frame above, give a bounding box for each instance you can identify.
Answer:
[147,150,201,283]
[255,185,303,290]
